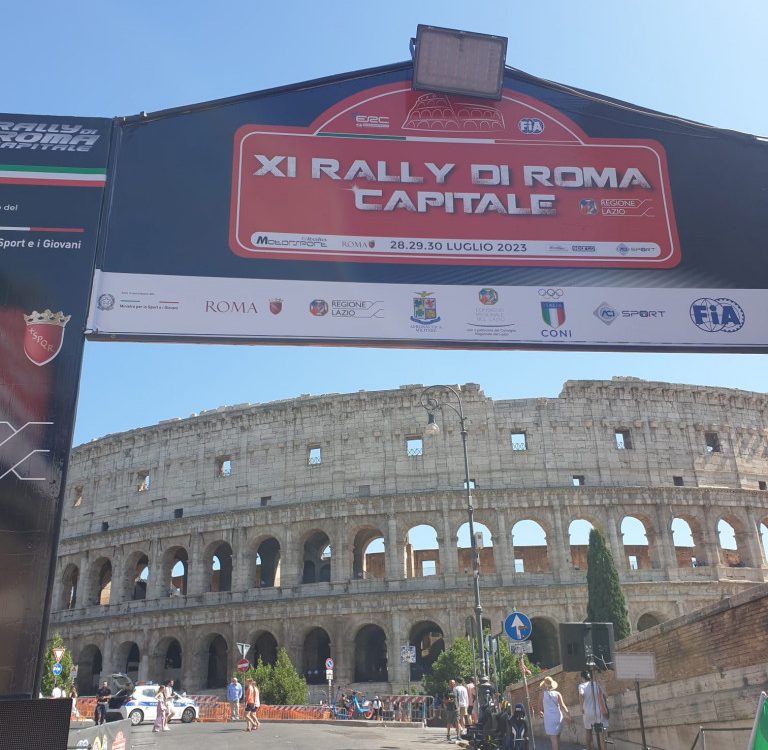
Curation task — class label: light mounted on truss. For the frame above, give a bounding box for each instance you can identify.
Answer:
[411,24,507,100]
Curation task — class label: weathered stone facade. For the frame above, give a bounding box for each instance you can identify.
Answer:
[51,378,768,695]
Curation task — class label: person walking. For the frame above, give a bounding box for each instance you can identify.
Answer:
[578,670,609,750]
[153,683,167,733]
[244,678,261,731]
[454,678,469,731]
[69,684,80,720]
[538,676,570,750]
[227,677,243,721]
[163,680,174,729]
[465,678,476,721]
[444,691,460,741]
[94,680,111,726]
[252,679,261,729]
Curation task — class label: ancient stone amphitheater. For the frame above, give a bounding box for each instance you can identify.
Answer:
[51,378,768,696]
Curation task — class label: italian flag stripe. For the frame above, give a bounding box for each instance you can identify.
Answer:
[0,164,106,185]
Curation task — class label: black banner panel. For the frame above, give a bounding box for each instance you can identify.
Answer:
[0,114,111,696]
[0,698,72,750]
[88,64,768,351]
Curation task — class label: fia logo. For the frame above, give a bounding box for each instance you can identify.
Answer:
[690,298,744,333]
[518,118,544,135]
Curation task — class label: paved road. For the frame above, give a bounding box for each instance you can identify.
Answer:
[123,721,585,750]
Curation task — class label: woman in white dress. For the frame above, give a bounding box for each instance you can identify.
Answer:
[538,676,571,750]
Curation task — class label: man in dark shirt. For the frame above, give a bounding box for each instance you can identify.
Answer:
[95,680,111,725]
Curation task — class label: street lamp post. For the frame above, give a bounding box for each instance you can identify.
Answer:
[420,384,489,685]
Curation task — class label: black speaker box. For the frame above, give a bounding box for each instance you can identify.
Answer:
[558,622,615,672]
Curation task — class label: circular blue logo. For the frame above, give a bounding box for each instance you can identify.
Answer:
[690,297,745,333]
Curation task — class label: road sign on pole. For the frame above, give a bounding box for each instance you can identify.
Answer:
[52,663,63,677]
[504,612,533,641]
[325,657,334,670]
[237,658,250,672]
[510,641,533,654]
[615,653,656,681]
[237,642,251,658]
[400,645,416,663]
[326,669,333,681]
[53,647,66,663]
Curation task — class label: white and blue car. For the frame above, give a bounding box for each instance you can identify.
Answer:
[109,674,199,726]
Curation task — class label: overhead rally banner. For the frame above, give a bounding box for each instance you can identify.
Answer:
[88,64,768,350]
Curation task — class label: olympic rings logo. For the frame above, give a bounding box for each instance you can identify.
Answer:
[538,288,564,298]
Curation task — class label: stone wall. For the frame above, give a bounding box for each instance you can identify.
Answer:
[507,583,768,750]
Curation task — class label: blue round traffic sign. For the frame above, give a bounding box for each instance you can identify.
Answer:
[325,657,334,670]
[52,663,63,676]
[504,611,533,641]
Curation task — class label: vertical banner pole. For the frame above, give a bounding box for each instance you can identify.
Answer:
[521,654,536,750]
[635,679,648,750]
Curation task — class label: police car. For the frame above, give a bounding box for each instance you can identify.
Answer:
[108,674,199,726]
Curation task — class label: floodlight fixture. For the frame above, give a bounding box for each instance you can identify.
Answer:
[411,24,507,100]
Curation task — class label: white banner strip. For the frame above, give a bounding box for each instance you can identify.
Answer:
[86,270,765,349]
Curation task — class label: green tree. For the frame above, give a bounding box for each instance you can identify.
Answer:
[421,637,473,697]
[236,648,308,705]
[41,633,74,697]
[422,636,539,697]
[586,527,630,640]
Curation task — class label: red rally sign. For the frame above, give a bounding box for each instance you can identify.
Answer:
[230,84,679,268]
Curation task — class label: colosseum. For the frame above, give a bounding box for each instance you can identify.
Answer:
[51,378,768,696]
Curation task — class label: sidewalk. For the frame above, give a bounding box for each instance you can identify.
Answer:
[532,734,584,749]
[453,733,585,749]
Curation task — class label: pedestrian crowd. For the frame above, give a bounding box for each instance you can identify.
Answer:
[443,677,476,741]
[226,676,262,730]
[537,671,609,750]
[153,680,177,732]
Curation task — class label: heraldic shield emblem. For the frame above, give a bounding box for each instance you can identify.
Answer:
[23,309,70,366]
[411,291,441,325]
[541,301,566,328]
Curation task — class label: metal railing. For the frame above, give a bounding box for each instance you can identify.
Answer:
[688,725,752,750]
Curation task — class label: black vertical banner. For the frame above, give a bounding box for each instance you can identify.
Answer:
[0,114,111,696]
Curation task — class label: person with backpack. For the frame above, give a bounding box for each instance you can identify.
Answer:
[579,670,609,750]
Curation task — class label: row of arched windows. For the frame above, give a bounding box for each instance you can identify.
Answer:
[73,621,443,695]
[59,513,768,610]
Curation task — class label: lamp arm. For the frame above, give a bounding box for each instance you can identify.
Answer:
[420,384,464,422]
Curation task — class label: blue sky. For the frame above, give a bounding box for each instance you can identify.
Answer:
[3,0,768,447]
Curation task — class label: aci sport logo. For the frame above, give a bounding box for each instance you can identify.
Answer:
[690,298,745,333]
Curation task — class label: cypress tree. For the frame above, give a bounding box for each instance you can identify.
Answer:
[586,527,630,640]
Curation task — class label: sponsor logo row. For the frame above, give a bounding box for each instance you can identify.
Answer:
[17,292,749,371]
[95,290,747,336]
